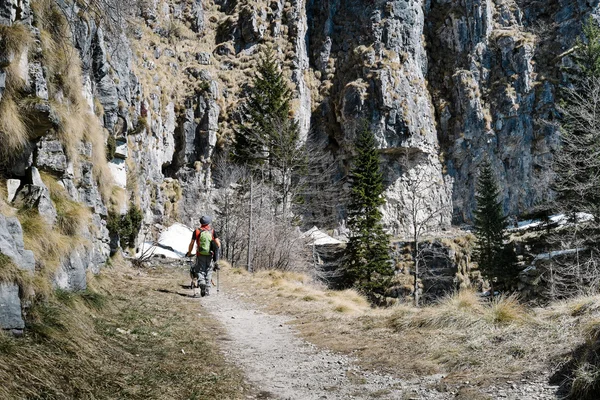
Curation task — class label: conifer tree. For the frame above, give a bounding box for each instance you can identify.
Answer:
[232,48,293,168]
[573,17,600,79]
[231,48,304,216]
[343,124,393,300]
[473,160,517,293]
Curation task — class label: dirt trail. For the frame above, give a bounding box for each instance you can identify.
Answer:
[199,288,450,400]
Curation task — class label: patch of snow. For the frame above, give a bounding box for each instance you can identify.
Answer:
[301,226,344,245]
[136,223,194,259]
[514,212,594,231]
[533,248,586,262]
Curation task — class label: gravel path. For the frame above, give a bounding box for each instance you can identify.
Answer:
[198,289,560,400]
[199,290,450,400]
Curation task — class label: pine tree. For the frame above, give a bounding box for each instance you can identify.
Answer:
[573,17,600,79]
[232,48,293,167]
[231,48,304,217]
[343,124,393,300]
[473,160,517,293]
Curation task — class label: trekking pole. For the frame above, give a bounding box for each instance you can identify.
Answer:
[217,268,220,294]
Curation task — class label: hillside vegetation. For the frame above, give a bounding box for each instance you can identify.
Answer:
[0,258,250,400]
[224,267,600,398]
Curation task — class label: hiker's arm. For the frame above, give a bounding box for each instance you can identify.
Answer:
[214,238,221,248]
[187,237,195,256]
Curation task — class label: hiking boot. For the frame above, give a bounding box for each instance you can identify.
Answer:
[200,285,206,297]
[205,287,210,296]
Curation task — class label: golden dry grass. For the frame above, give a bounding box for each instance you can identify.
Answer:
[41,172,92,236]
[222,267,593,387]
[0,261,251,399]
[0,97,29,158]
[16,209,74,297]
[0,23,33,56]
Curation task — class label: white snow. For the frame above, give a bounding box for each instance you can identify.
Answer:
[514,212,594,231]
[136,223,194,259]
[301,226,344,245]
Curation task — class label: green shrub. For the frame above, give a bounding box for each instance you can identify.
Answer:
[106,135,116,161]
[107,204,143,250]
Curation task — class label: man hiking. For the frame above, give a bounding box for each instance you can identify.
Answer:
[186,215,221,297]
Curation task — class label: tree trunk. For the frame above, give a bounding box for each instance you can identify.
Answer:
[413,243,419,307]
[247,175,253,273]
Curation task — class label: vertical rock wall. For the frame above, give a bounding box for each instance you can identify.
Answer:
[306,0,452,232]
[427,0,600,222]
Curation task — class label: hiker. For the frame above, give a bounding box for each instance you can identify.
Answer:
[186,216,221,297]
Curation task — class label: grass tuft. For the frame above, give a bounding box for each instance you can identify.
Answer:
[17,208,74,294]
[0,23,34,57]
[0,97,29,159]
[41,172,91,236]
[485,294,528,325]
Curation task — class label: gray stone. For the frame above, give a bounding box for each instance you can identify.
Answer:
[28,61,48,100]
[54,246,87,291]
[12,184,57,226]
[29,166,44,187]
[196,52,211,65]
[0,283,24,330]
[78,161,107,217]
[36,135,67,173]
[0,214,35,273]
[114,138,128,159]
[0,69,6,102]
[6,179,20,202]
[191,0,204,33]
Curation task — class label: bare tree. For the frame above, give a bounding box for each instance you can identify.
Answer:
[395,151,451,306]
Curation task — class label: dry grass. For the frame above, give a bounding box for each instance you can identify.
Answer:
[0,23,33,57]
[28,0,114,203]
[0,261,250,399]
[0,254,35,298]
[83,112,114,203]
[0,96,29,159]
[41,172,91,236]
[223,267,592,389]
[16,209,74,296]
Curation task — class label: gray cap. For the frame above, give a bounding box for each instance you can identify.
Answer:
[200,215,212,225]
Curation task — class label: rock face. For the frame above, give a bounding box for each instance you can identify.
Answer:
[426,0,594,222]
[306,0,452,230]
[0,214,34,331]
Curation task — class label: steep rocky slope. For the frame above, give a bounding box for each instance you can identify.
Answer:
[0,0,598,330]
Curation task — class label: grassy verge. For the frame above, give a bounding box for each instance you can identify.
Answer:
[0,259,251,400]
[223,267,596,390]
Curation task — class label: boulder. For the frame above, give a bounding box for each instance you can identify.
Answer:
[54,245,87,291]
[6,179,20,202]
[0,283,24,331]
[0,214,35,273]
[36,134,68,173]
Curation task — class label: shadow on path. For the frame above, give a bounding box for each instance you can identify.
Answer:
[155,288,194,298]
